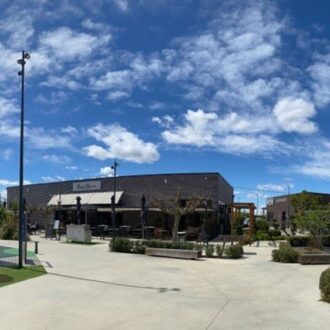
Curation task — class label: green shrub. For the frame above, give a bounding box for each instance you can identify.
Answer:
[144,240,195,250]
[255,220,269,231]
[272,249,281,262]
[133,240,145,254]
[269,229,281,237]
[205,244,215,257]
[224,244,244,259]
[215,244,225,258]
[110,238,133,253]
[319,267,330,303]
[0,213,18,240]
[255,231,270,241]
[272,246,299,263]
[110,238,199,254]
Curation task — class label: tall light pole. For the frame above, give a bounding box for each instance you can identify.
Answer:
[17,50,30,268]
[111,161,118,240]
[287,185,291,231]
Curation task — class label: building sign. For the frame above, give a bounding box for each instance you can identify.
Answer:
[275,197,287,203]
[73,180,101,192]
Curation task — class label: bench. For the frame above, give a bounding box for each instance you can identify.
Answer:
[145,247,202,259]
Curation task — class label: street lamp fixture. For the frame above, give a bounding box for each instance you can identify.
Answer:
[111,161,118,240]
[17,50,30,268]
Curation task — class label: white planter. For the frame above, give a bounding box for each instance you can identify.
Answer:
[66,224,92,243]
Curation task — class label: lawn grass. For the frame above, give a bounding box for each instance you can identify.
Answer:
[0,265,46,288]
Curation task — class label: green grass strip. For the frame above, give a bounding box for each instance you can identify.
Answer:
[0,265,46,288]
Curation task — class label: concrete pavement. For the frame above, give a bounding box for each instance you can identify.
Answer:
[0,237,329,330]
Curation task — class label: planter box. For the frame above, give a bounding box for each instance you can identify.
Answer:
[145,247,202,260]
[66,224,92,243]
[298,253,330,265]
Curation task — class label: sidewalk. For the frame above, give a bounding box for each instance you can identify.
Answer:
[0,237,329,329]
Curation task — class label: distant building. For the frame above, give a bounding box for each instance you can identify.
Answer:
[266,191,330,227]
[7,172,233,238]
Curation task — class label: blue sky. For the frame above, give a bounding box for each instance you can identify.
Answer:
[1,0,330,210]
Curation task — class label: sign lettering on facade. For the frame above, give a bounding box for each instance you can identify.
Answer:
[275,197,287,203]
[73,181,101,192]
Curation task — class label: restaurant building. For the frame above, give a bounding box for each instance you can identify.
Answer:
[266,191,330,227]
[7,172,233,238]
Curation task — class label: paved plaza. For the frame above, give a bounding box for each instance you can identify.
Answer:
[0,237,329,330]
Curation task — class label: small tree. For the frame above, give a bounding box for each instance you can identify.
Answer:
[295,208,330,249]
[290,191,321,214]
[153,191,205,242]
[290,191,321,236]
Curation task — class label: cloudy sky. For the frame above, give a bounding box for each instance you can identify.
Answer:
[1,0,330,209]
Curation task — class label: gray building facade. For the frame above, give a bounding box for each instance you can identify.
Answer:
[7,172,233,238]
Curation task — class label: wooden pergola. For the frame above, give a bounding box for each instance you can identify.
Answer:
[230,202,256,237]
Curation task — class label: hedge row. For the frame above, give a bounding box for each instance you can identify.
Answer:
[288,236,330,247]
[110,238,244,259]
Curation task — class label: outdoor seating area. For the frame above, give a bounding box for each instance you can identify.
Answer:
[89,225,170,240]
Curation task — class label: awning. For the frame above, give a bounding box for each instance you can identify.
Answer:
[97,207,161,212]
[47,191,123,206]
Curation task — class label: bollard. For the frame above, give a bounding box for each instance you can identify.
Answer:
[34,241,39,254]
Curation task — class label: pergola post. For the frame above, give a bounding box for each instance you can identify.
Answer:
[249,205,255,238]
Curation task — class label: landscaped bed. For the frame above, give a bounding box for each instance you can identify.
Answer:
[272,242,330,264]
[109,238,244,259]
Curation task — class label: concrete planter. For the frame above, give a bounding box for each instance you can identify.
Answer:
[66,224,92,243]
[145,247,202,260]
[298,253,330,265]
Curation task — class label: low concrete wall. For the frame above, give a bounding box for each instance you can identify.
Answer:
[145,247,201,260]
[298,253,330,265]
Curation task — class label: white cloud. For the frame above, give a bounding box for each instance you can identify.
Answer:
[35,91,68,105]
[0,120,20,139]
[114,0,129,12]
[43,154,71,164]
[0,149,13,161]
[83,124,159,163]
[164,2,285,112]
[152,115,174,128]
[159,109,288,156]
[99,166,114,177]
[308,53,330,108]
[26,127,75,150]
[290,140,330,179]
[41,75,82,91]
[41,176,65,183]
[0,11,34,49]
[107,91,129,101]
[256,183,292,193]
[39,27,111,61]
[0,179,31,186]
[0,97,18,119]
[65,166,78,170]
[273,98,317,134]
[149,102,167,110]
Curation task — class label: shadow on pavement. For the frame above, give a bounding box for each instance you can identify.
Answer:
[28,267,181,293]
